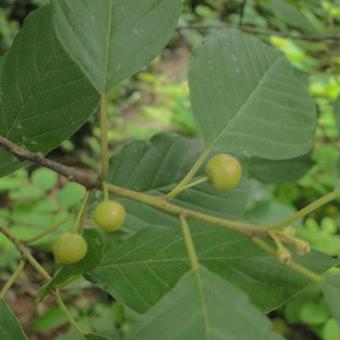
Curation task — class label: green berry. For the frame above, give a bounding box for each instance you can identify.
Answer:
[94,200,126,231]
[53,232,87,265]
[205,154,242,192]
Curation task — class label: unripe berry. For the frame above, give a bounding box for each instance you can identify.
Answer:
[94,200,126,231]
[205,154,242,192]
[277,247,292,265]
[295,240,311,256]
[53,232,88,265]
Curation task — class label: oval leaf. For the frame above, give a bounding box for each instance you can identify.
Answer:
[0,6,99,178]
[188,30,317,160]
[52,0,182,93]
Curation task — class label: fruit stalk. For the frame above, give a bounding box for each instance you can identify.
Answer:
[0,223,85,336]
[167,147,212,199]
[253,237,322,283]
[180,215,199,270]
[266,189,340,230]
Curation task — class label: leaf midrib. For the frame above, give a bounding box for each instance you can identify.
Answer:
[195,268,212,340]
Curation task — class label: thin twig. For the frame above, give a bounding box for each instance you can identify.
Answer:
[0,137,266,235]
[0,260,25,299]
[25,216,74,244]
[107,183,267,236]
[266,190,340,229]
[253,238,322,283]
[167,147,212,200]
[73,191,92,233]
[0,136,98,189]
[1,136,339,237]
[0,223,85,337]
[0,224,50,281]
[55,290,85,339]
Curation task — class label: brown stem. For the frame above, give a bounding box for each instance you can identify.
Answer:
[0,136,98,189]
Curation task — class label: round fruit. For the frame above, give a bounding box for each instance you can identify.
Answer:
[205,154,242,192]
[94,200,126,231]
[53,232,88,265]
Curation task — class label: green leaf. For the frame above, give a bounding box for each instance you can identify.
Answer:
[39,229,103,300]
[188,30,316,160]
[248,154,313,183]
[299,300,330,325]
[127,266,282,340]
[52,0,182,93]
[321,275,340,326]
[31,168,58,192]
[87,225,335,314]
[32,306,70,332]
[0,5,99,178]
[271,0,317,34]
[57,183,86,209]
[106,133,250,233]
[0,300,27,339]
[323,319,340,340]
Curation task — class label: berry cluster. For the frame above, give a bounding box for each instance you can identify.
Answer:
[53,153,241,265]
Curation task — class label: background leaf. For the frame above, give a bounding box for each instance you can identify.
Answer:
[106,133,250,233]
[0,5,99,178]
[270,0,317,34]
[321,275,340,327]
[188,30,317,160]
[127,266,282,340]
[0,300,27,339]
[87,225,335,314]
[52,0,182,93]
